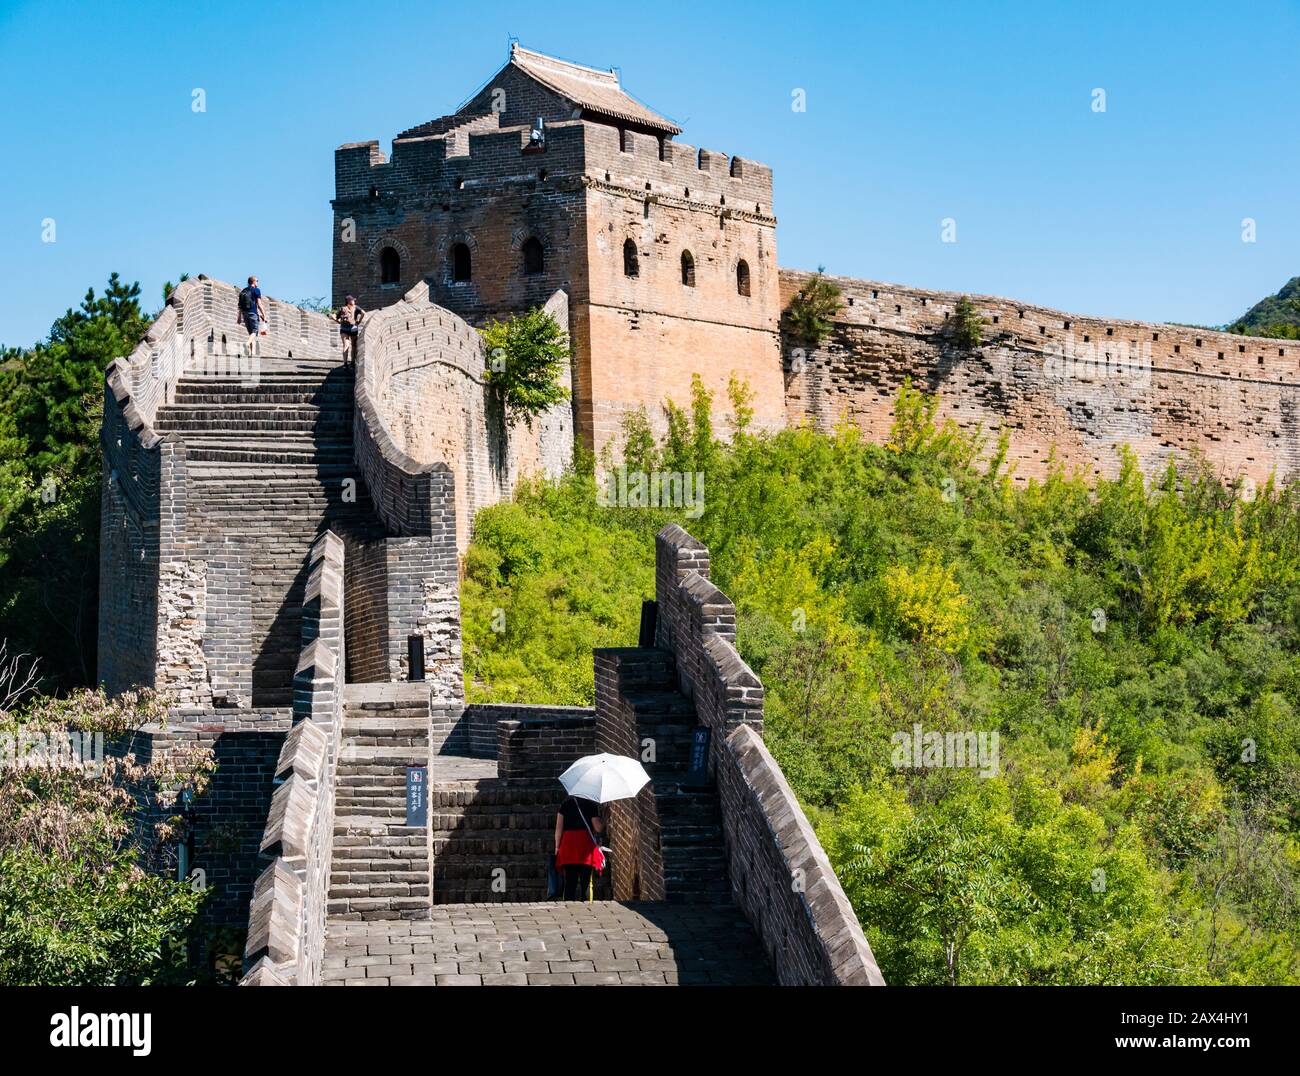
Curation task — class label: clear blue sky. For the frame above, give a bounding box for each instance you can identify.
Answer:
[1,0,1296,349]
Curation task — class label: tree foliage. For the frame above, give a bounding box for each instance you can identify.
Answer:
[0,688,214,984]
[784,267,843,346]
[462,380,1300,984]
[0,273,151,690]
[950,296,984,349]
[480,307,571,428]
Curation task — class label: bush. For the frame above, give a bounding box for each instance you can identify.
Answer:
[950,296,984,349]
[0,687,214,984]
[480,307,571,428]
[785,267,843,346]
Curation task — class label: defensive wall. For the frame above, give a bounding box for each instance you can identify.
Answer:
[333,114,785,460]
[780,268,1300,486]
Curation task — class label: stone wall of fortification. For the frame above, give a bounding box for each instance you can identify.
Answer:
[333,118,784,459]
[651,524,885,986]
[98,277,344,701]
[577,123,784,454]
[780,268,1300,485]
[354,281,573,555]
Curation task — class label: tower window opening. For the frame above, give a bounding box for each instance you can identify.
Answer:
[522,236,544,275]
[452,243,471,282]
[680,249,695,287]
[623,239,639,278]
[379,247,400,285]
[736,259,750,297]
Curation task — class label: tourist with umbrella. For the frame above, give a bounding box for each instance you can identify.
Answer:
[553,753,650,902]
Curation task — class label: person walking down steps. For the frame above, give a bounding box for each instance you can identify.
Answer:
[335,294,365,365]
[554,794,605,901]
[237,275,267,356]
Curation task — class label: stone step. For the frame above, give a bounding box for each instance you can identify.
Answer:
[182,443,354,465]
[157,416,353,435]
[328,883,430,900]
[626,690,696,718]
[337,744,430,762]
[614,651,678,687]
[427,813,556,831]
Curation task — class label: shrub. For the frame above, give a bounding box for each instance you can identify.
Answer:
[785,267,843,346]
[480,307,571,428]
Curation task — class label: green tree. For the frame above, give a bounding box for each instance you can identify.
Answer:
[784,267,842,346]
[950,296,984,349]
[480,307,571,428]
[0,273,151,689]
[0,687,214,984]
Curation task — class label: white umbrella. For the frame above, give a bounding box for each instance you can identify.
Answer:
[559,753,651,803]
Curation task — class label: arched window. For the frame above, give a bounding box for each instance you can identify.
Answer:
[379,247,400,285]
[623,239,639,278]
[522,237,544,275]
[452,243,471,282]
[680,249,695,288]
[736,259,751,297]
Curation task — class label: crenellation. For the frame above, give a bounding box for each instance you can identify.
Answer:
[780,268,1300,486]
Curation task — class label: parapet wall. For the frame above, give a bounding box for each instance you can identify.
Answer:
[780,268,1300,485]
[652,524,884,986]
[497,712,597,781]
[98,277,344,700]
[242,532,346,986]
[335,118,773,212]
[355,280,573,553]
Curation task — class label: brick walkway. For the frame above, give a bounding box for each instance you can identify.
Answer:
[322,901,774,985]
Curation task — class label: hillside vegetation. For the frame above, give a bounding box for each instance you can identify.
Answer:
[463,378,1300,985]
[1229,276,1300,339]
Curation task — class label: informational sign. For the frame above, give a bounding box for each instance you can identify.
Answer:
[683,727,711,787]
[405,765,428,827]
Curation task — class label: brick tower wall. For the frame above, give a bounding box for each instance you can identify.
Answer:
[780,268,1300,486]
[332,121,588,323]
[333,118,784,460]
[577,124,784,455]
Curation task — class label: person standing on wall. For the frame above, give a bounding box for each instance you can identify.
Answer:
[335,294,365,365]
[554,794,605,901]
[237,276,267,356]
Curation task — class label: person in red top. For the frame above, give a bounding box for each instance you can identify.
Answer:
[554,795,605,901]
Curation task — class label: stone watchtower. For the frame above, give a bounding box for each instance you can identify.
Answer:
[332,43,786,455]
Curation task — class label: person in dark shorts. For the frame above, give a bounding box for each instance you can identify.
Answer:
[554,794,605,901]
[335,294,365,364]
[238,276,266,355]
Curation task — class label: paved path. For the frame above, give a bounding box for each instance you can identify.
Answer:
[427,755,499,781]
[322,901,774,985]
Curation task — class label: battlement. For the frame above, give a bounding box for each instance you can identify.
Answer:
[582,124,774,218]
[334,119,588,203]
[781,268,1300,388]
[779,268,1300,488]
[334,118,774,216]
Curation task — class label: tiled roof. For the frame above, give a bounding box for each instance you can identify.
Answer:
[508,44,681,135]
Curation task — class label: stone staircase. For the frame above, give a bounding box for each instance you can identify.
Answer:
[611,649,733,904]
[428,779,577,904]
[154,357,386,705]
[327,683,432,921]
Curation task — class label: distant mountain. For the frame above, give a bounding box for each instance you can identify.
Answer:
[1229,276,1300,338]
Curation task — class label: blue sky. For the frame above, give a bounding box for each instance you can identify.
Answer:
[1,0,1296,348]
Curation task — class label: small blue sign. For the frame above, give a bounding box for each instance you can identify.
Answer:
[405,765,428,827]
[683,727,711,787]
